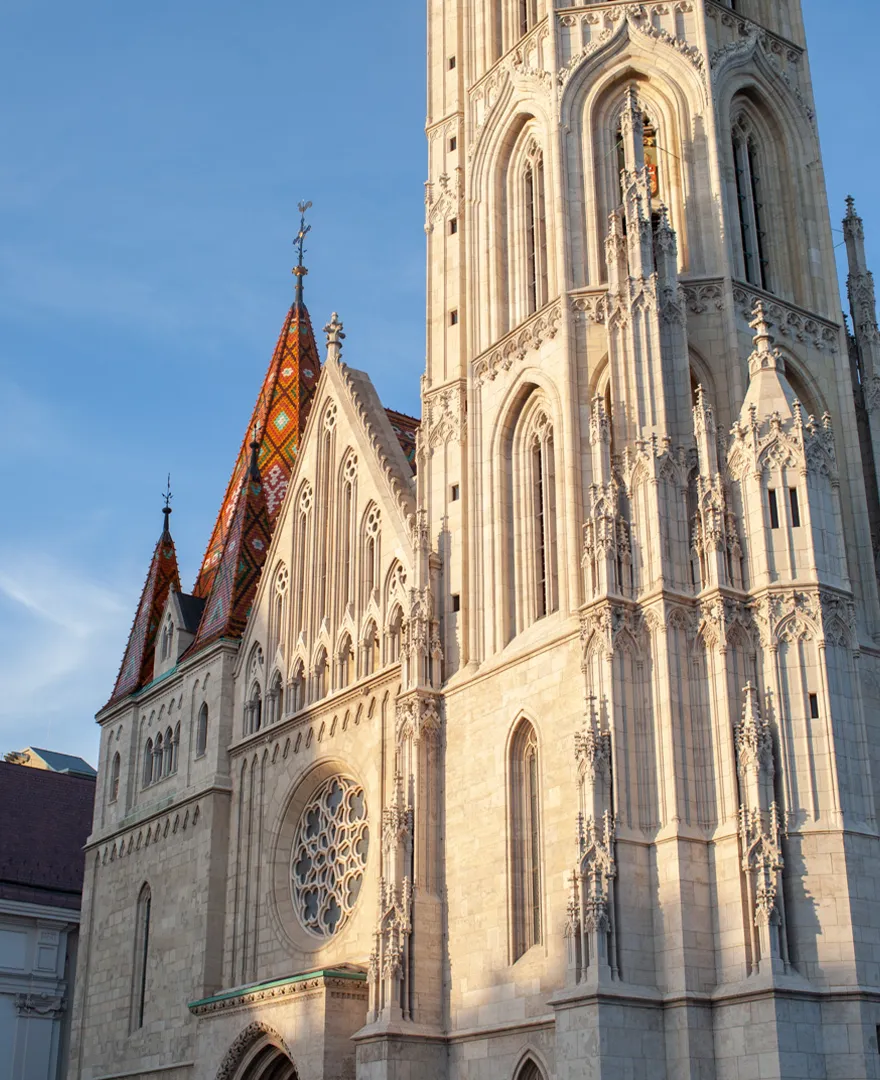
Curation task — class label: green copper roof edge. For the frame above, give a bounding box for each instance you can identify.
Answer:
[187,968,366,1009]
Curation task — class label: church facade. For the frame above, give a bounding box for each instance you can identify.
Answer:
[68,1,880,1078]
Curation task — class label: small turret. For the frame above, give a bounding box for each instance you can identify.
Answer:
[108,482,181,704]
[738,301,798,422]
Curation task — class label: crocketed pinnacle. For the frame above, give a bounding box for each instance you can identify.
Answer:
[108,494,181,704]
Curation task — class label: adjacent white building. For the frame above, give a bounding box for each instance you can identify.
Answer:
[0,760,94,1080]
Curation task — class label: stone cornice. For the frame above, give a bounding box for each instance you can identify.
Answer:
[188,968,367,1018]
[96,638,238,725]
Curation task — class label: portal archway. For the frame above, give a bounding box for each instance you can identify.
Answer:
[216,1022,298,1080]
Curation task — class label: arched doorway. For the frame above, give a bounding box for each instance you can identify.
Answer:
[216,1022,298,1080]
[515,1056,545,1080]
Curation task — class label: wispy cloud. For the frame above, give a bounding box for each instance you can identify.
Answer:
[0,549,133,763]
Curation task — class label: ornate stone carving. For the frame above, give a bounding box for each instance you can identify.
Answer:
[395,690,441,745]
[575,697,612,782]
[557,5,704,91]
[472,301,562,384]
[14,993,65,1018]
[424,169,464,234]
[732,286,840,352]
[213,1022,297,1078]
[735,683,774,775]
[683,281,724,314]
[423,382,466,446]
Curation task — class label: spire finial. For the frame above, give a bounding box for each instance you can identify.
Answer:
[750,299,774,354]
[249,423,262,481]
[292,200,312,307]
[162,474,173,534]
[324,312,345,356]
[846,194,857,219]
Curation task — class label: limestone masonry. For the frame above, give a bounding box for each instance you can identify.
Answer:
[68,1,880,1078]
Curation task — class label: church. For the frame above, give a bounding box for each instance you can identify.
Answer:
[68,1,880,1078]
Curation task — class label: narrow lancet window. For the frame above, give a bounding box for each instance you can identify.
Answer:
[510,719,542,960]
[131,884,151,1031]
[196,704,208,757]
[522,146,547,316]
[733,125,770,290]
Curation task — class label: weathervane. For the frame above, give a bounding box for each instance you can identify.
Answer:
[293,200,312,304]
[162,474,173,531]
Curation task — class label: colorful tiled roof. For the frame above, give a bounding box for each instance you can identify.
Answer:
[108,510,180,705]
[193,300,320,600]
[385,409,420,473]
[192,442,272,650]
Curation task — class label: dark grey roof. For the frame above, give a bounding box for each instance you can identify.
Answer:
[176,592,207,635]
[28,748,96,778]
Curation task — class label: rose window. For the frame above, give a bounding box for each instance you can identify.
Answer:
[290,776,369,938]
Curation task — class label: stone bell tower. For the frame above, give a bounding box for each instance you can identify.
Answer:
[418,0,880,1077]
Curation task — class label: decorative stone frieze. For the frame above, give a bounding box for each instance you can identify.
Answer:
[15,993,65,1018]
[732,286,839,352]
[471,301,562,384]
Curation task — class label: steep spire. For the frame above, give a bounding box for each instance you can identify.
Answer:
[108,486,181,704]
[193,218,321,600]
[192,435,272,650]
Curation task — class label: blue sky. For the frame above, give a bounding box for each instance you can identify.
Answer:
[0,0,873,766]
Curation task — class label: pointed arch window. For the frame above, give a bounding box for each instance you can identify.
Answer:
[523,145,547,315]
[271,565,289,659]
[516,1060,544,1080]
[318,413,336,624]
[362,505,381,608]
[109,752,121,803]
[510,719,542,961]
[143,739,154,787]
[293,485,313,639]
[195,703,208,758]
[732,118,770,290]
[337,635,354,689]
[340,454,358,613]
[508,396,559,632]
[291,661,305,713]
[387,606,403,664]
[153,734,164,780]
[268,670,284,724]
[163,726,173,776]
[246,683,262,735]
[313,648,328,702]
[172,723,180,773]
[518,0,537,37]
[363,621,379,676]
[131,884,151,1031]
[160,618,173,662]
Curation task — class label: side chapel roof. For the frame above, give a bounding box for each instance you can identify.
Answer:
[191,439,272,650]
[107,507,180,706]
[385,408,419,473]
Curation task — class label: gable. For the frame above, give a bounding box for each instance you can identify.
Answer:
[237,356,418,701]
